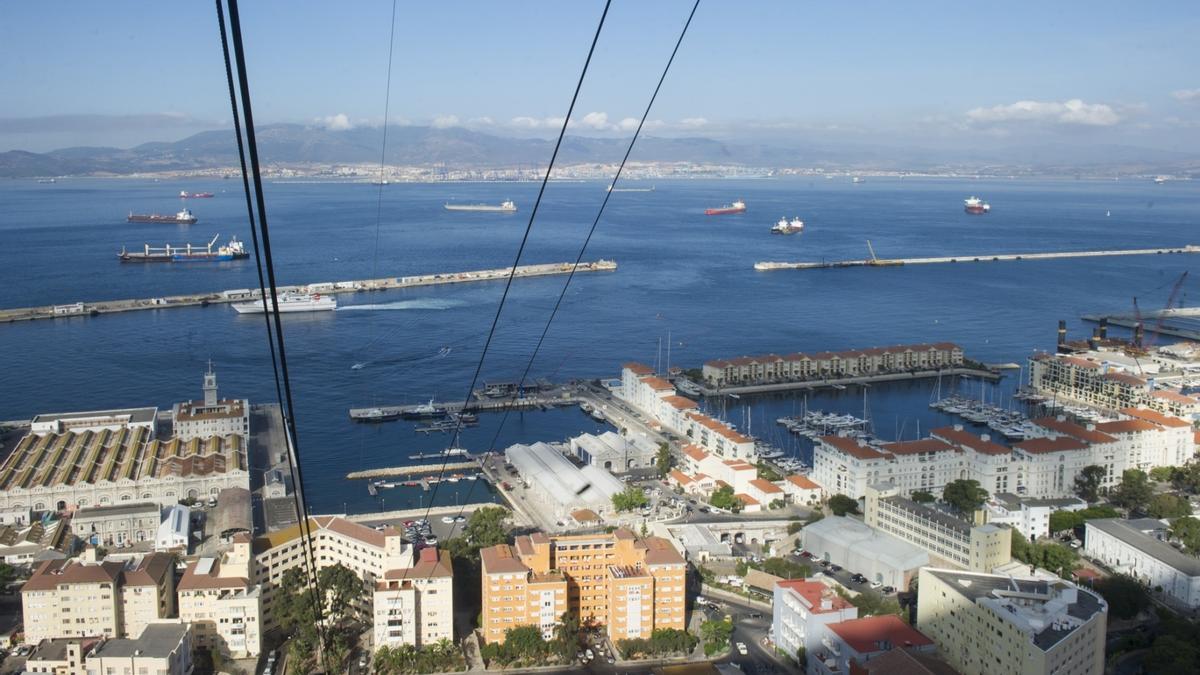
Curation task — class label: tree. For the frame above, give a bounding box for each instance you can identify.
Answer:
[828,494,859,516]
[1171,516,1200,553]
[1111,469,1153,511]
[554,612,580,662]
[787,519,803,535]
[1093,574,1150,620]
[700,619,733,656]
[463,506,509,549]
[1150,466,1177,483]
[760,557,810,579]
[0,561,15,587]
[612,486,649,512]
[710,485,739,512]
[1049,510,1084,534]
[1145,635,1200,672]
[656,443,672,478]
[1074,465,1107,502]
[318,563,364,624]
[942,479,988,514]
[910,490,936,504]
[1010,529,1079,576]
[1147,493,1193,519]
[1171,463,1200,493]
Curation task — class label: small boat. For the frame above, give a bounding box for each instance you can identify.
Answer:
[401,399,449,420]
[353,408,401,423]
[852,176,864,184]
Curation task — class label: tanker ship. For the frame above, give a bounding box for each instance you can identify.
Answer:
[179,190,214,198]
[444,200,517,212]
[118,234,248,262]
[705,200,746,215]
[127,208,198,224]
[964,196,991,214]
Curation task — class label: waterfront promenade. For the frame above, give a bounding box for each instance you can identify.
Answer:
[0,259,617,323]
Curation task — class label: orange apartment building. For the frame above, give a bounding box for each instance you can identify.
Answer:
[479,529,687,644]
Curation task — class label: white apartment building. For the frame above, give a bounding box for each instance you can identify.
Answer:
[178,533,263,658]
[374,546,455,649]
[703,342,964,389]
[771,579,858,658]
[929,426,1016,495]
[807,615,937,675]
[1084,518,1200,609]
[864,484,1010,572]
[917,568,1107,675]
[985,493,1087,541]
[1029,351,1200,418]
[252,515,453,648]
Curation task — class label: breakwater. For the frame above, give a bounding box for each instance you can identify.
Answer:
[754,245,1199,271]
[0,259,617,323]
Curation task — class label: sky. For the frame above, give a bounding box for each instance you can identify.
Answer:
[1,1,1199,155]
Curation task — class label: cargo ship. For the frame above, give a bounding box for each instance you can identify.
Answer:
[119,234,247,262]
[231,292,336,314]
[705,200,746,216]
[179,191,214,199]
[128,208,197,224]
[964,196,991,214]
[444,200,517,212]
[771,217,804,234]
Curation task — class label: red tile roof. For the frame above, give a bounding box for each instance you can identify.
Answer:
[749,478,784,494]
[1122,408,1192,428]
[706,343,961,369]
[688,413,752,444]
[735,493,760,506]
[930,427,1011,455]
[662,395,699,410]
[828,615,933,654]
[642,536,685,566]
[818,435,887,461]
[1096,419,1161,434]
[1062,356,1101,370]
[480,544,529,575]
[669,469,695,485]
[786,474,821,490]
[639,376,675,391]
[879,439,956,455]
[1014,437,1089,454]
[1151,390,1200,404]
[1103,372,1148,387]
[623,363,655,376]
[776,579,854,614]
[683,445,709,462]
[21,559,123,592]
[1033,418,1118,444]
[178,557,250,591]
[121,552,174,587]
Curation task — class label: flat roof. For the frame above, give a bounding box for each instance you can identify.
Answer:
[91,623,188,658]
[31,407,158,425]
[74,501,160,519]
[879,495,972,537]
[1087,518,1200,576]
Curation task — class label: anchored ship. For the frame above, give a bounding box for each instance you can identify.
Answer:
[771,217,804,235]
[964,196,991,214]
[231,292,336,314]
[179,191,214,198]
[128,208,197,224]
[119,234,247,262]
[606,184,655,193]
[444,200,517,213]
[705,200,746,216]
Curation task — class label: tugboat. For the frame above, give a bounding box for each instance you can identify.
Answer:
[964,196,991,214]
[705,200,746,215]
[128,208,198,224]
[771,217,804,234]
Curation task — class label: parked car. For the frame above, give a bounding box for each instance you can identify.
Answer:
[869,580,883,589]
[736,642,749,656]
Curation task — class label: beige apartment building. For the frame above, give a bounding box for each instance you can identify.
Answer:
[24,622,194,675]
[252,515,452,648]
[917,568,1107,675]
[178,533,263,658]
[865,483,1010,572]
[479,529,687,645]
[21,548,175,644]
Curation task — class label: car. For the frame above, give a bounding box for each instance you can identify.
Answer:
[266,650,278,664]
[454,515,466,523]
[850,574,866,583]
[736,642,749,655]
[358,654,370,669]
[585,649,594,659]
[881,586,895,594]
[799,551,813,559]
[747,612,763,619]
[441,515,456,523]
[819,559,830,567]
[696,595,708,605]
[699,507,710,513]
[607,657,616,664]
[869,580,883,589]
[425,535,438,545]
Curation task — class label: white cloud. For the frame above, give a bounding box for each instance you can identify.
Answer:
[579,112,610,130]
[1172,88,1200,102]
[616,117,640,132]
[467,116,495,126]
[317,113,353,131]
[432,114,460,129]
[966,99,1122,127]
[510,115,567,129]
[679,117,708,128]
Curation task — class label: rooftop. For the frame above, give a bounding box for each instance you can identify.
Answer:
[639,376,675,391]
[622,363,655,376]
[706,342,961,368]
[1032,417,1117,444]
[786,474,821,490]
[481,544,530,575]
[31,407,158,426]
[1086,518,1200,576]
[1014,436,1090,455]
[818,435,887,461]
[879,494,972,537]
[776,578,854,614]
[879,438,956,455]
[1121,407,1192,428]
[828,615,933,654]
[73,501,160,519]
[91,622,189,659]
[930,426,1011,455]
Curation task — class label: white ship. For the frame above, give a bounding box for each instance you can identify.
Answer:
[771,217,804,234]
[231,291,336,314]
[444,200,517,213]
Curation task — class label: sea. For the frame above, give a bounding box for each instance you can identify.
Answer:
[1,176,1197,514]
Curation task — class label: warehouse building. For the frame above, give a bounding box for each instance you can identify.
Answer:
[800,515,929,588]
[570,431,658,473]
[506,441,625,518]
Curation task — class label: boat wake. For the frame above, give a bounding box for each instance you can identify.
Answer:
[337,299,466,311]
[350,346,452,371]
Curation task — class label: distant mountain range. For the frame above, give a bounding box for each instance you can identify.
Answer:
[1,123,1197,177]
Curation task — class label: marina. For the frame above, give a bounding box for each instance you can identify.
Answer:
[754,244,1200,271]
[0,259,617,323]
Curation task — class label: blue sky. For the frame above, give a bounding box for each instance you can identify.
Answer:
[2,1,1198,153]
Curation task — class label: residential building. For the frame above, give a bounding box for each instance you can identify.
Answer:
[21,548,175,643]
[1029,351,1200,418]
[88,622,194,675]
[373,546,455,649]
[800,516,929,589]
[171,363,250,441]
[0,518,71,565]
[479,529,686,644]
[808,615,936,675]
[702,343,964,388]
[251,515,451,648]
[1084,518,1200,609]
[929,426,1016,496]
[70,502,161,547]
[780,474,824,506]
[917,568,1107,675]
[864,484,1010,572]
[771,579,857,659]
[177,534,263,658]
[984,494,1087,541]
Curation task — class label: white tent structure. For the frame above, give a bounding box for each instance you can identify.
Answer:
[506,442,624,515]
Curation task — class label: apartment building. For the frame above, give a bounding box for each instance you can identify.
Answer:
[479,529,687,644]
[178,533,263,658]
[374,546,455,649]
[252,515,452,648]
[702,342,964,388]
[21,548,175,643]
[808,615,936,675]
[771,579,857,658]
[25,623,194,675]
[917,568,1107,675]
[1084,518,1200,609]
[984,494,1087,541]
[864,484,1010,572]
[1029,351,1200,418]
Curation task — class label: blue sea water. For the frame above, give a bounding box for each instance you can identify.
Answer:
[1,176,1197,513]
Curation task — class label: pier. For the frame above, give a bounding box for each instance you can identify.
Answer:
[348,390,579,422]
[345,461,478,480]
[1082,307,1200,341]
[754,245,1199,271]
[699,367,1000,396]
[0,259,617,324]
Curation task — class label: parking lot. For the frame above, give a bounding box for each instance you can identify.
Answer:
[787,547,899,596]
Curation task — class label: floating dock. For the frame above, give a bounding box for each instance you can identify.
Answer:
[0,260,617,324]
[754,245,1199,271]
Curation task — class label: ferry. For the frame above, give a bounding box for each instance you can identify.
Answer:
[964,197,991,214]
[444,200,517,213]
[128,208,197,225]
[231,292,336,314]
[771,217,804,235]
[179,191,214,199]
[119,234,247,263]
[705,200,746,216]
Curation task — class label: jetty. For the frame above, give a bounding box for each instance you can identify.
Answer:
[345,461,477,480]
[0,260,617,324]
[1082,307,1200,341]
[754,245,1199,271]
[349,391,579,422]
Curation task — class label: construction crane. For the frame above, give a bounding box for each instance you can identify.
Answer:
[1146,271,1189,349]
[865,240,901,266]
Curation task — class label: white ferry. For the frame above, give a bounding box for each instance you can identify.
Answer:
[232,292,336,314]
